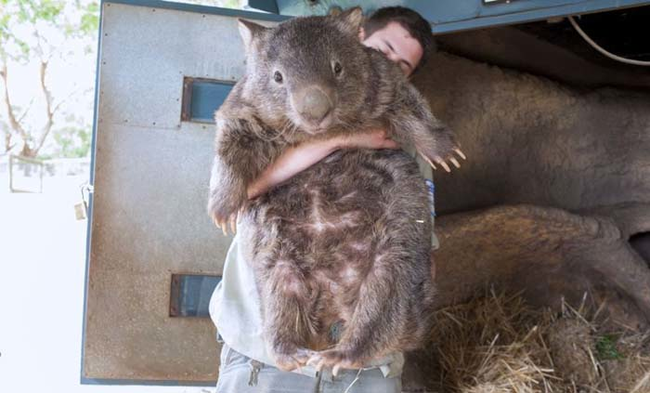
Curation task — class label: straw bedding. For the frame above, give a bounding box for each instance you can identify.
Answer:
[420,291,650,393]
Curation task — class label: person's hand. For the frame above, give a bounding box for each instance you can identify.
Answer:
[335,128,399,150]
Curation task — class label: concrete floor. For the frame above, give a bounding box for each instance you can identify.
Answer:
[0,175,212,393]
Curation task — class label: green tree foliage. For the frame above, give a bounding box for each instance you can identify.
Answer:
[0,0,99,158]
[45,126,91,159]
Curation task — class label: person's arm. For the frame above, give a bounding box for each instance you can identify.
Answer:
[247,129,398,199]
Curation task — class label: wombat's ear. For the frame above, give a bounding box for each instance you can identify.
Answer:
[238,19,268,53]
[335,7,364,37]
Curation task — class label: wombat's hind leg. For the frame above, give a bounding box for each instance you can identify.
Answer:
[307,246,433,375]
[307,349,366,376]
[305,265,401,373]
[274,347,317,372]
[262,262,318,371]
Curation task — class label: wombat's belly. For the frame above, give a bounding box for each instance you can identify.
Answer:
[244,148,431,349]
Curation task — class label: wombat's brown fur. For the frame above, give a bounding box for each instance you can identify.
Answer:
[208,9,458,372]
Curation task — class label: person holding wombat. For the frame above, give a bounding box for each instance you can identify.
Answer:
[210,6,464,393]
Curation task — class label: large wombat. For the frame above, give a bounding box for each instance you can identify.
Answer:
[208,9,458,372]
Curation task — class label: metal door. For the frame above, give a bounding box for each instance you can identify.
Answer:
[81,0,282,385]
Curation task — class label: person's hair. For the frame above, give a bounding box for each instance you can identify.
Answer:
[363,6,436,74]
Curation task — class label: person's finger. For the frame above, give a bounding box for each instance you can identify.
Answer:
[383,139,399,149]
[454,148,467,160]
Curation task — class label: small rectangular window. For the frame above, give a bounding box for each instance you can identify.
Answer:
[181,77,234,123]
[169,274,222,317]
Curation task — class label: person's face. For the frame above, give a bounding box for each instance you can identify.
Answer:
[360,22,424,77]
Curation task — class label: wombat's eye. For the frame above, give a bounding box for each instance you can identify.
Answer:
[333,62,342,76]
[273,71,283,83]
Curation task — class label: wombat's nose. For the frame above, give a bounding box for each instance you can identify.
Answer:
[297,87,332,123]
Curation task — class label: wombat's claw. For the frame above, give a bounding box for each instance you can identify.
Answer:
[229,214,237,233]
[295,348,317,363]
[306,356,318,367]
[306,354,329,374]
[213,213,239,236]
[454,148,467,160]
[276,348,316,372]
[433,156,451,172]
[419,147,466,173]
[306,350,362,377]
[275,358,302,372]
[332,363,343,377]
[212,217,228,235]
[275,356,306,372]
[418,152,437,171]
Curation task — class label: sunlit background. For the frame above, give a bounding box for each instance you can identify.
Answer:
[0,1,248,392]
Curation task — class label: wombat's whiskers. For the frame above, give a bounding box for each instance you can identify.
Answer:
[276,119,299,142]
[337,115,361,134]
[294,304,302,334]
[252,118,295,142]
[284,119,299,140]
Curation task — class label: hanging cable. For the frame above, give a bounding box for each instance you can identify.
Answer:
[568,15,650,66]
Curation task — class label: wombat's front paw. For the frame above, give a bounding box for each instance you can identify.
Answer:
[274,348,317,372]
[306,349,366,376]
[207,194,244,235]
[418,142,466,173]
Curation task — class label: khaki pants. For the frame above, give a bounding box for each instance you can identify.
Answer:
[216,343,402,393]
